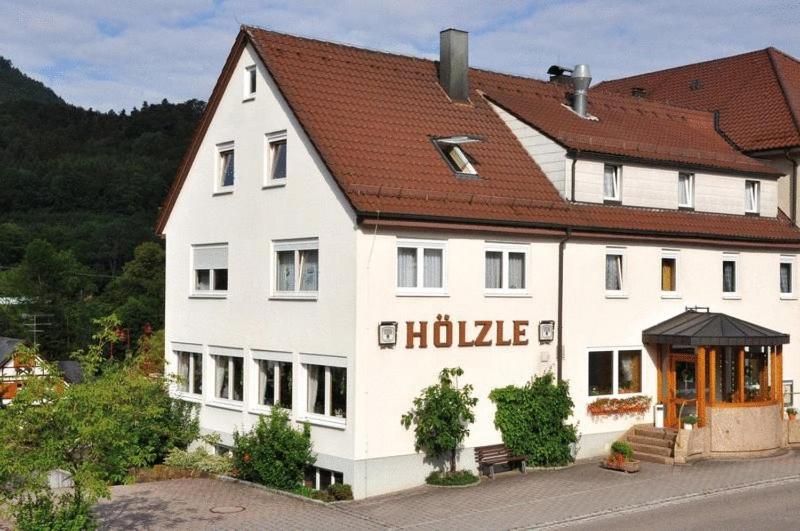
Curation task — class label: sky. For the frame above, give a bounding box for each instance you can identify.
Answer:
[3,0,800,111]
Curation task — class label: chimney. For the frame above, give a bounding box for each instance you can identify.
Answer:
[631,87,647,98]
[571,64,592,117]
[439,29,469,101]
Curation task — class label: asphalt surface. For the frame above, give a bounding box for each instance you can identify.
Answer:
[565,478,800,530]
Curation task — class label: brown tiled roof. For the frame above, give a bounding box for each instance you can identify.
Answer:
[155,28,800,245]
[596,48,800,152]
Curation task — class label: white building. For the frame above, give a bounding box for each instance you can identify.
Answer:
[158,27,800,498]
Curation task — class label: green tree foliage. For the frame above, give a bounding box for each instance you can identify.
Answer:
[102,242,165,332]
[233,408,315,491]
[489,373,578,467]
[0,318,198,529]
[401,367,478,474]
[0,57,63,105]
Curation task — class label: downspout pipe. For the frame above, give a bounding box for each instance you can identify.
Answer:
[785,150,798,224]
[556,228,571,383]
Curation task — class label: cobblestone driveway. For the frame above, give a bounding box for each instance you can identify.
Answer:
[96,450,800,530]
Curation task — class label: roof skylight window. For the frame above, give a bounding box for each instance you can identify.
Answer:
[435,135,482,176]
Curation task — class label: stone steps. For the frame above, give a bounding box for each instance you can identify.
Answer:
[627,434,673,448]
[629,442,673,457]
[626,425,677,465]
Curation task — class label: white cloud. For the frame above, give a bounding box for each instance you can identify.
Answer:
[2,0,799,111]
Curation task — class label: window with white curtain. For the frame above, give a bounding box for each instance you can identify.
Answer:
[257,358,292,408]
[605,248,625,296]
[216,142,235,191]
[603,164,621,202]
[678,172,694,208]
[305,364,346,419]
[485,243,528,294]
[213,354,243,402]
[745,180,760,213]
[722,253,739,297]
[176,351,202,395]
[192,244,228,295]
[272,239,319,298]
[396,240,446,294]
[780,255,795,298]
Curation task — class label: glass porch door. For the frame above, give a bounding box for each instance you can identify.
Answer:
[667,354,697,428]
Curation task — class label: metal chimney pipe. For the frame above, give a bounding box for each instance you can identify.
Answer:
[439,29,469,102]
[571,64,592,117]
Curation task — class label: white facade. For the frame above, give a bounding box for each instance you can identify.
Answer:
[163,43,800,499]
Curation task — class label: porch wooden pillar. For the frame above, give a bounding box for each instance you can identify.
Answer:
[777,345,784,408]
[708,347,716,407]
[696,346,707,427]
[656,345,664,404]
[738,347,746,403]
[771,347,779,402]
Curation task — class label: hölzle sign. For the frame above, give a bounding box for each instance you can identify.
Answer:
[405,315,529,349]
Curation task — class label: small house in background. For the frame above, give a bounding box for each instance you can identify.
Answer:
[0,337,83,404]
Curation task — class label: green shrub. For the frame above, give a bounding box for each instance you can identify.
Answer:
[489,373,578,467]
[164,447,233,475]
[327,483,354,501]
[425,470,479,486]
[310,490,335,502]
[233,408,315,491]
[12,491,96,531]
[610,441,633,459]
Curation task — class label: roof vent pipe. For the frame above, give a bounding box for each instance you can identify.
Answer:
[571,64,591,117]
[439,29,469,102]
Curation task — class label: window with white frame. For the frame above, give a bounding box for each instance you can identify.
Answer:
[722,253,739,296]
[265,131,287,185]
[304,466,344,490]
[745,180,760,214]
[678,172,694,208]
[192,244,228,295]
[273,239,318,297]
[176,351,202,395]
[485,243,527,293]
[588,348,642,396]
[780,255,795,297]
[305,363,346,419]
[605,248,625,295]
[435,137,479,176]
[244,65,256,99]
[396,239,446,294]
[660,250,679,295]
[217,143,235,190]
[254,351,293,408]
[213,353,243,402]
[603,164,621,202]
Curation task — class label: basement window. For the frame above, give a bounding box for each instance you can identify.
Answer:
[434,136,481,176]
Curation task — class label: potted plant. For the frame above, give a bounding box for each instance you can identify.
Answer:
[682,414,698,430]
[601,441,639,473]
[787,407,797,421]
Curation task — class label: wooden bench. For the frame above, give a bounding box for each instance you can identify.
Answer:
[474,444,527,479]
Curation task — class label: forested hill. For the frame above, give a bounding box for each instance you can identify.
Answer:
[0,56,63,105]
[0,57,204,357]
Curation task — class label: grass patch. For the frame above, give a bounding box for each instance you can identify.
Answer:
[425,470,479,486]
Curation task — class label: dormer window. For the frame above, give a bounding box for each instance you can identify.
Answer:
[678,172,694,209]
[435,136,481,176]
[603,164,621,203]
[745,180,760,214]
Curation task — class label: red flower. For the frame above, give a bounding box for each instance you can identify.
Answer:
[243,453,251,463]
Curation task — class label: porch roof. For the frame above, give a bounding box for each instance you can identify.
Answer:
[642,310,789,346]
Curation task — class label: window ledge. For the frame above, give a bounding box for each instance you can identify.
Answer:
[174,392,203,404]
[780,294,798,300]
[242,96,255,102]
[605,291,628,299]
[249,404,293,416]
[722,294,742,300]
[213,189,234,196]
[484,291,531,298]
[263,180,287,189]
[396,290,449,298]
[207,400,244,412]
[300,414,347,430]
[190,293,228,299]
[660,292,682,299]
[270,292,318,301]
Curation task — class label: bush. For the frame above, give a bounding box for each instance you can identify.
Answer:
[610,441,633,459]
[327,483,354,501]
[489,373,578,467]
[164,447,233,475]
[425,470,479,486]
[233,408,315,491]
[11,491,96,531]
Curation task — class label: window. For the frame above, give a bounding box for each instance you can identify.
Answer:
[217,144,235,190]
[603,164,621,202]
[396,240,446,295]
[745,180,760,214]
[722,253,739,297]
[715,346,773,403]
[435,137,479,176]
[265,131,287,185]
[304,466,344,490]
[780,256,795,298]
[192,244,228,295]
[605,248,625,296]
[256,356,292,408]
[305,364,346,419]
[588,348,642,396]
[484,244,527,294]
[176,351,202,395]
[661,251,679,296]
[272,239,319,298]
[244,65,256,98]
[213,354,243,402]
[678,172,694,208]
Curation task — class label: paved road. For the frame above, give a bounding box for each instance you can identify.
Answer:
[567,479,800,530]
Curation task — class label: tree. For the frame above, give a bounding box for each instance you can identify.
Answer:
[401,367,477,474]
